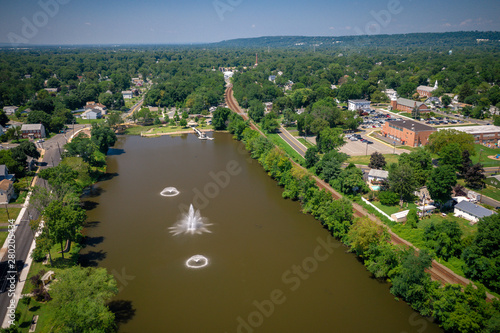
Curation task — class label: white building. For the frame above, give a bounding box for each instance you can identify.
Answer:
[122,91,133,99]
[348,99,371,111]
[224,71,234,80]
[3,106,18,115]
[454,200,495,224]
[81,109,102,120]
[383,89,398,101]
[367,169,389,184]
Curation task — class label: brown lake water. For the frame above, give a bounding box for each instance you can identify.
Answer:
[81,133,442,333]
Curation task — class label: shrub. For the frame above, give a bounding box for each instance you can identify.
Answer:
[378,191,399,206]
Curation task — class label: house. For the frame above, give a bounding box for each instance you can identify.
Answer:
[415,187,434,205]
[223,71,234,80]
[486,175,500,189]
[390,97,430,113]
[424,97,441,106]
[391,210,409,223]
[81,109,102,120]
[417,81,438,98]
[383,89,398,100]
[3,106,18,115]
[122,91,133,99]
[382,119,436,147]
[417,205,437,217]
[21,124,46,139]
[84,102,107,115]
[44,88,58,94]
[440,125,500,145]
[0,179,14,203]
[0,165,15,181]
[264,102,273,112]
[454,200,495,224]
[268,75,277,82]
[367,169,389,185]
[348,99,371,111]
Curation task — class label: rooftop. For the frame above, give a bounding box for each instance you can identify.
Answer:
[0,179,13,192]
[455,200,495,219]
[21,124,44,131]
[349,99,370,103]
[397,97,426,108]
[386,119,436,133]
[440,125,500,135]
[368,169,389,178]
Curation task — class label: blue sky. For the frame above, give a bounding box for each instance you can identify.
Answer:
[0,0,499,45]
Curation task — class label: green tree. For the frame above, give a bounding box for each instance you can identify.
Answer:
[411,104,420,119]
[398,149,433,187]
[316,127,345,153]
[304,147,319,169]
[441,94,452,107]
[406,209,419,228]
[212,107,231,130]
[388,164,416,205]
[333,164,369,195]
[91,123,117,154]
[390,249,437,315]
[368,152,386,170]
[427,129,475,156]
[424,219,463,260]
[248,100,264,122]
[106,112,122,128]
[18,141,41,159]
[314,150,348,183]
[460,150,473,177]
[347,217,384,257]
[48,266,118,332]
[426,165,457,205]
[179,118,188,127]
[439,142,462,172]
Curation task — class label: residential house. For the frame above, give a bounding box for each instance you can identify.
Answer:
[268,75,277,82]
[21,124,46,139]
[0,165,15,181]
[416,81,438,98]
[122,91,133,99]
[383,89,398,101]
[367,169,389,185]
[424,97,441,107]
[44,88,58,94]
[264,102,273,112]
[390,97,430,113]
[417,204,436,217]
[454,200,495,224]
[0,179,14,203]
[348,99,371,111]
[3,106,18,115]
[84,102,107,115]
[382,119,436,147]
[81,109,102,120]
[223,71,234,80]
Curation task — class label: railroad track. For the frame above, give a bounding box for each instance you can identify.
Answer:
[224,86,495,300]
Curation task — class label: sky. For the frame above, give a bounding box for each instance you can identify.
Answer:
[0,0,499,45]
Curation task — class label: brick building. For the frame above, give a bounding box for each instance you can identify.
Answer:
[417,81,438,98]
[382,119,436,147]
[441,125,500,145]
[391,97,430,113]
[21,124,46,139]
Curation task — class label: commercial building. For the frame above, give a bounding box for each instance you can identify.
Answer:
[348,99,371,111]
[381,119,436,147]
[441,125,500,145]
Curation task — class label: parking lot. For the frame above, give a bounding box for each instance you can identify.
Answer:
[340,132,409,156]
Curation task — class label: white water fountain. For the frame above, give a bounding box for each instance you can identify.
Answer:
[161,187,180,197]
[185,255,209,269]
[169,204,212,236]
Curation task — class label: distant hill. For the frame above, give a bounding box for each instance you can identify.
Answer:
[212,31,500,50]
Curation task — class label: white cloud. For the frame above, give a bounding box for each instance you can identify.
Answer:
[85,22,91,26]
[460,19,473,27]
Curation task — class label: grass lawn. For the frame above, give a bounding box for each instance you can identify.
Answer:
[479,185,500,203]
[347,154,399,166]
[0,231,8,246]
[472,144,500,167]
[267,133,305,163]
[76,118,105,125]
[298,138,314,148]
[0,208,21,224]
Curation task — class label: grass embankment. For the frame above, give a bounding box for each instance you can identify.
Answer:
[0,208,21,224]
[15,242,80,332]
[266,133,304,164]
[347,154,399,166]
[124,124,213,136]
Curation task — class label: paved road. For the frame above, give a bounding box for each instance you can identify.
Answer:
[278,126,307,157]
[0,125,89,322]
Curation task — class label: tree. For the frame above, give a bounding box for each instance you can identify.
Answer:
[388,164,416,205]
[464,163,485,190]
[398,149,433,187]
[212,107,231,130]
[106,112,122,128]
[459,150,473,177]
[48,266,118,332]
[439,142,462,171]
[441,94,452,107]
[411,104,420,119]
[316,127,345,153]
[390,249,437,315]
[368,152,386,170]
[304,147,319,169]
[18,141,41,159]
[248,100,264,122]
[333,164,369,195]
[463,213,500,292]
[424,219,463,260]
[91,123,117,155]
[0,111,8,127]
[427,129,475,155]
[314,150,348,183]
[406,209,419,228]
[261,113,279,133]
[179,118,188,127]
[347,217,384,257]
[426,165,457,205]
